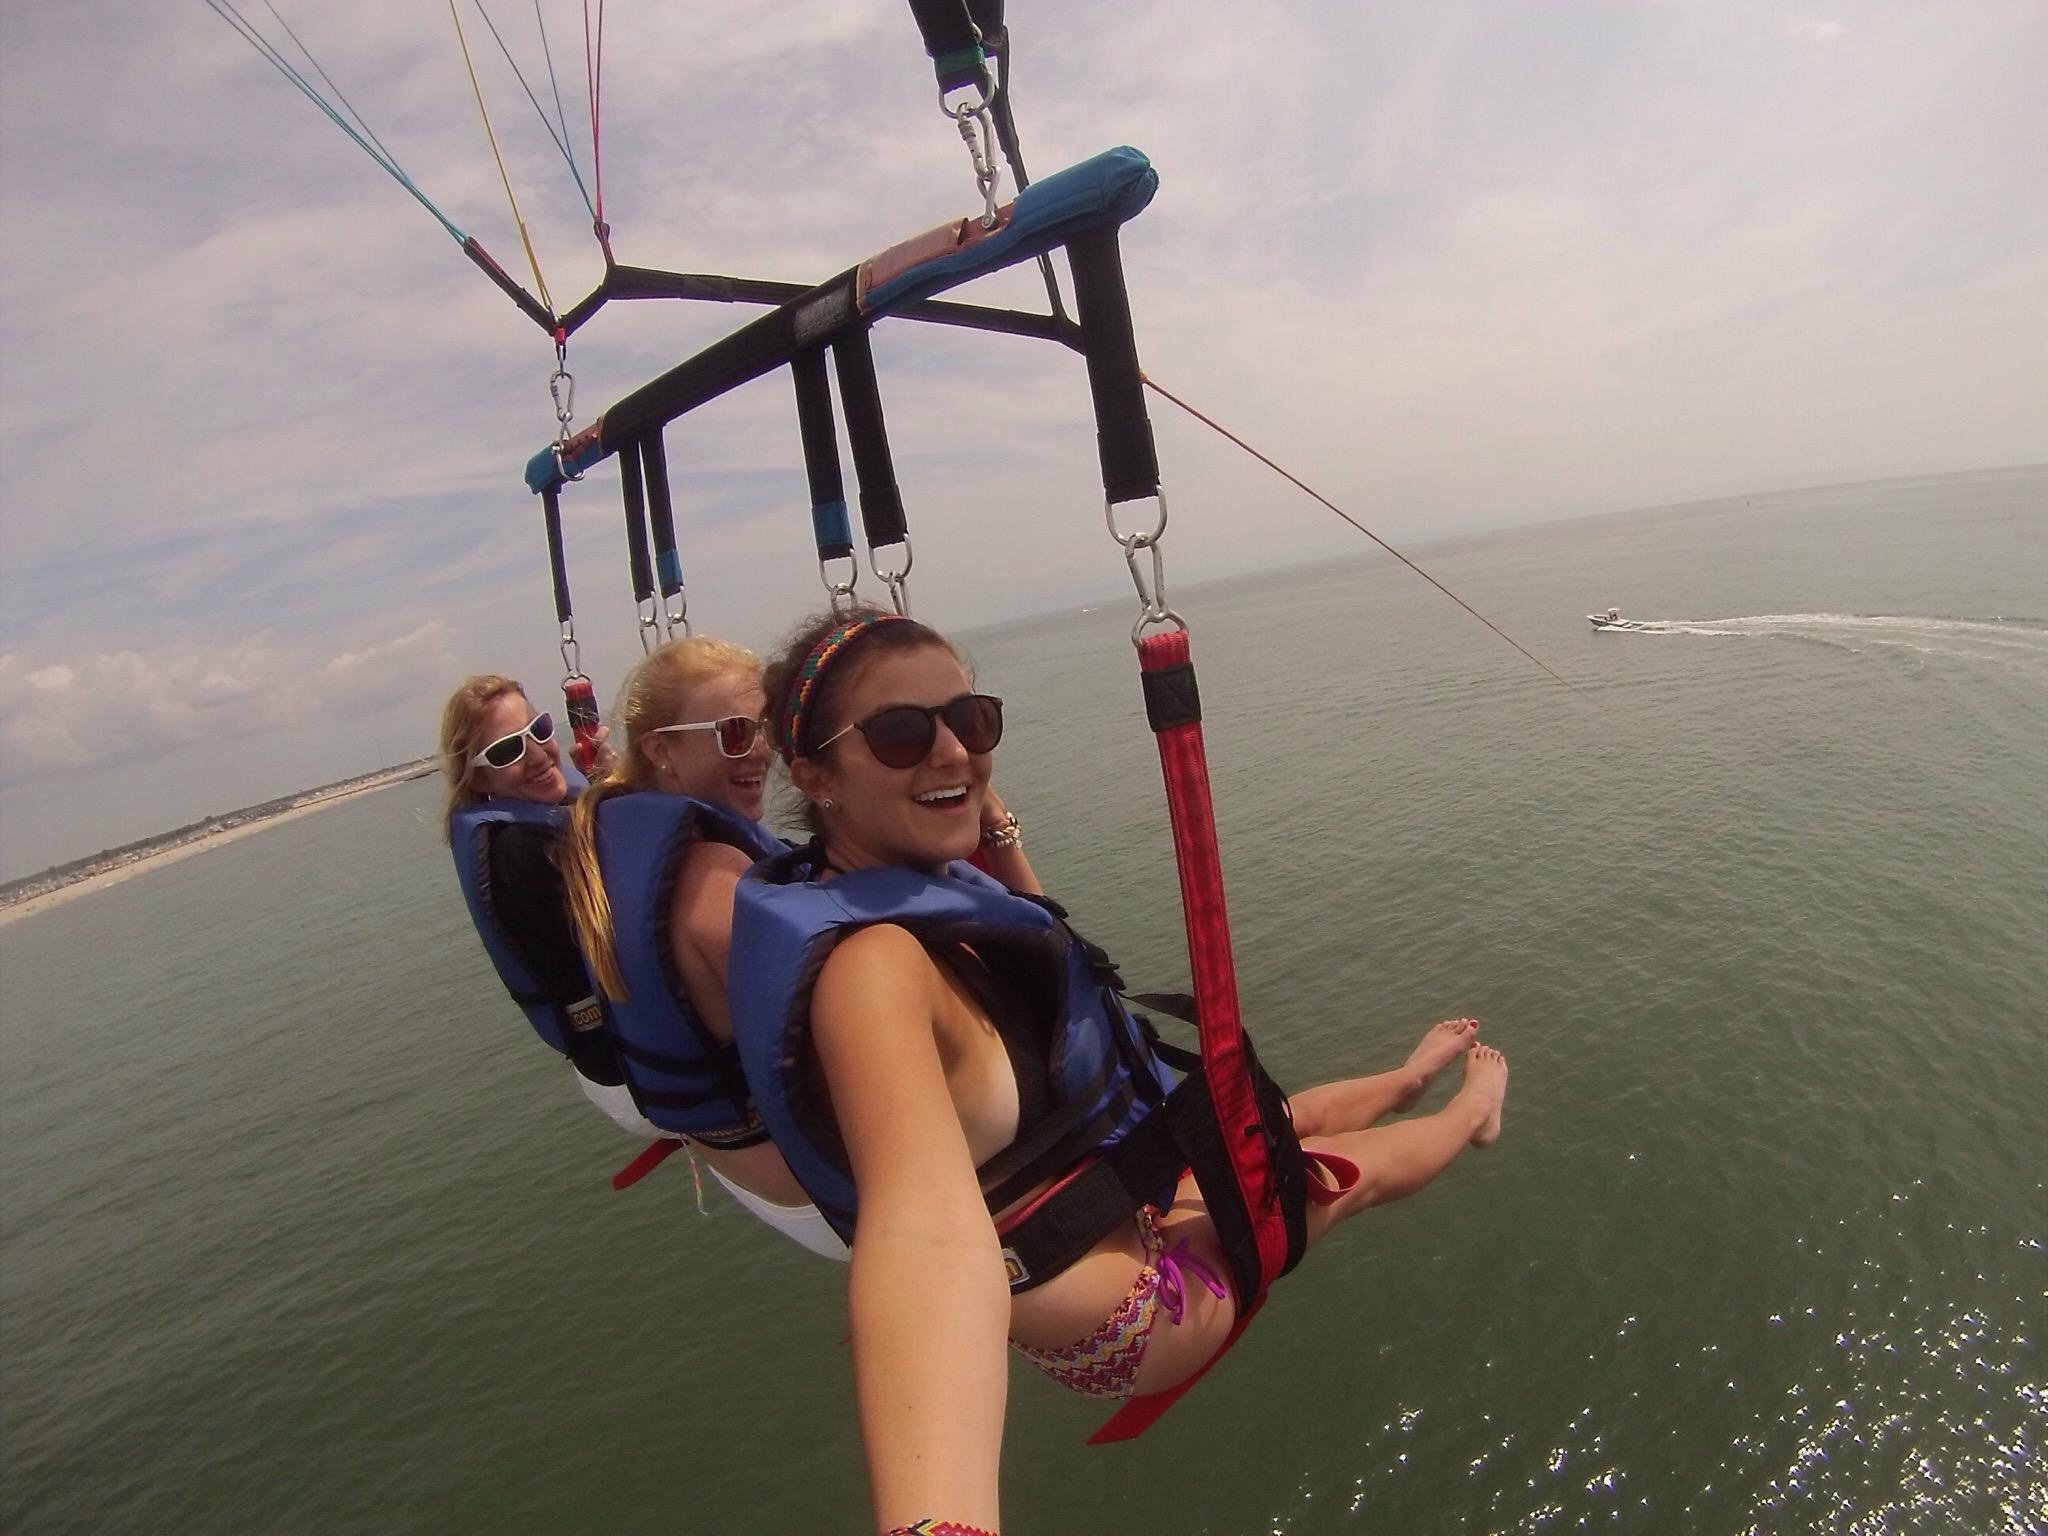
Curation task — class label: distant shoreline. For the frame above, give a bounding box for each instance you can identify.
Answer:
[0,765,434,928]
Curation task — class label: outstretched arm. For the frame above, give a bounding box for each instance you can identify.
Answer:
[813,925,1010,1533]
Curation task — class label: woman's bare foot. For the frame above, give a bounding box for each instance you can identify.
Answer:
[1458,1043,1508,1147]
[1395,1017,1480,1108]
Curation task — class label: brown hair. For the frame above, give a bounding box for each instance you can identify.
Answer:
[761,605,964,837]
[559,635,760,999]
[436,674,527,839]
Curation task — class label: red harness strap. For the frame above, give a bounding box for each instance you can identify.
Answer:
[611,1135,684,1190]
[1138,628,1294,1287]
[1084,628,1298,1443]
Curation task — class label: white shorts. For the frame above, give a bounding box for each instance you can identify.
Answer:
[573,1070,668,1140]
[574,1068,847,1261]
[708,1165,850,1262]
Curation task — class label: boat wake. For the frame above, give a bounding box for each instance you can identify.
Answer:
[1597,613,2048,669]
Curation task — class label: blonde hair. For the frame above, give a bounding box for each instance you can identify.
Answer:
[560,635,762,999]
[436,674,528,839]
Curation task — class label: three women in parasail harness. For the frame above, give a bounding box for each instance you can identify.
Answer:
[440,609,1508,1531]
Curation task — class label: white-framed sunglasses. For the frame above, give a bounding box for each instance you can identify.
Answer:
[469,710,557,770]
[650,714,768,759]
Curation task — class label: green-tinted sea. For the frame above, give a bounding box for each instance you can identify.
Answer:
[3,466,2043,1534]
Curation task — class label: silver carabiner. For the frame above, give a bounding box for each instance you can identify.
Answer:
[636,599,662,653]
[868,536,914,617]
[818,554,861,613]
[666,590,691,638]
[1104,491,1184,646]
[944,96,1003,230]
[558,621,581,679]
[1105,490,1170,552]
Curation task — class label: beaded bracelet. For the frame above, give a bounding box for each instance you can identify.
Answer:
[884,1523,998,1536]
[979,811,1022,851]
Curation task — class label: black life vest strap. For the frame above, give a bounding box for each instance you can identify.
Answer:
[995,1072,1209,1293]
[974,1055,1126,1213]
[1125,989,1198,1027]
[997,1041,1311,1300]
[610,1033,759,1141]
[611,1033,724,1077]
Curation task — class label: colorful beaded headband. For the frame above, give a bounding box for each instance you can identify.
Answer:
[781,613,908,761]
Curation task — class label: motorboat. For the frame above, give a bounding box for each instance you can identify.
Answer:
[1587,607,1639,631]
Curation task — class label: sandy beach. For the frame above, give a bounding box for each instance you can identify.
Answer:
[0,767,430,929]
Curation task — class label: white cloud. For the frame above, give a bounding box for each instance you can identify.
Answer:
[0,622,455,787]
[1788,19,1849,45]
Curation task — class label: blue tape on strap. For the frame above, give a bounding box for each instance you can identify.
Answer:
[862,146,1158,317]
[810,498,853,555]
[657,548,684,591]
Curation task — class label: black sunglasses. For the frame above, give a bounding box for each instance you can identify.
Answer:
[814,693,1004,769]
[471,710,557,770]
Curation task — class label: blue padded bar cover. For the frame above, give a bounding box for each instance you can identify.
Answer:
[862,146,1157,316]
[657,548,684,590]
[525,438,603,494]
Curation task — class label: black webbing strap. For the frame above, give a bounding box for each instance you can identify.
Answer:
[1066,228,1160,504]
[1140,652,1200,732]
[831,328,909,551]
[639,429,685,606]
[966,0,1005,46]
[1126,990,1199,1028]
[997,1077,1204,1292]
[610,1034,714,1075]
[791,346,853,560]
[974,1057,1126,1212]
[463,237,557,334]
[540,486,573,625]
[906,0,986,89]
[618,441,655,606]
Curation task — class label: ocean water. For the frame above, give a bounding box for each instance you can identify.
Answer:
[2,466,2043,1535]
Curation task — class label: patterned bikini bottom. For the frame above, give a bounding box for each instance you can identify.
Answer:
[1010,1204,1230,1400]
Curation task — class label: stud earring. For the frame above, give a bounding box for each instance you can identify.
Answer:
[817,797,835,811]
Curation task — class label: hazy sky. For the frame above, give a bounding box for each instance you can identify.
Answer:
[1,0,2043,877]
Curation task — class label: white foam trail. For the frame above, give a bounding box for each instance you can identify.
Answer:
[1604,614,2048,667]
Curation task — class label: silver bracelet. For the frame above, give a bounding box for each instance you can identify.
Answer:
[980,811,1022,850]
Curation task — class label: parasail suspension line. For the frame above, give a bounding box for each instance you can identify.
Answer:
[1139,372,1577,692]
[451,0,555,314]
[460,0,599,229]
[202,0,466,244]
[583,1,608,244]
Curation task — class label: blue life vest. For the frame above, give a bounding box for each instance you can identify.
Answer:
[593,791,788,1144]
[448,763,599,1056]
[728,845,1179,1265]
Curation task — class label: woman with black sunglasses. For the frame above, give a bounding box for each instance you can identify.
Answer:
[728,609,1509,1533]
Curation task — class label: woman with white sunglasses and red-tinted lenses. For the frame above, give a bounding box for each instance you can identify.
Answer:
[556,636,854,1257]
